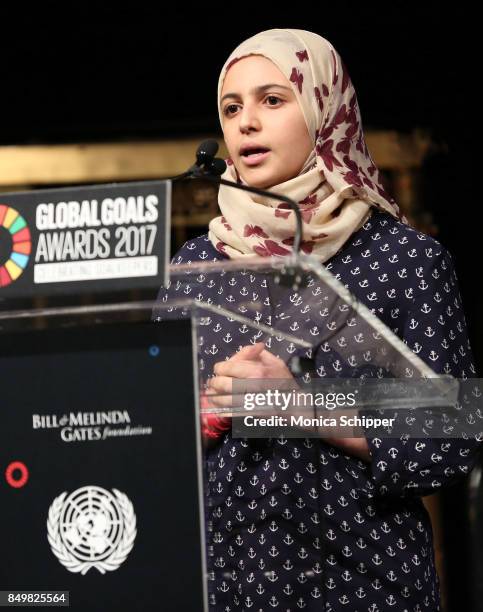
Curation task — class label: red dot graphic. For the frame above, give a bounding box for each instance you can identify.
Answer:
[5,461,29,488]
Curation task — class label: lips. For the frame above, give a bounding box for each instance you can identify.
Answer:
[240,145,270,156]
[239,145,271,166]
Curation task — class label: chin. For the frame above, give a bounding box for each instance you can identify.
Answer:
[248,180,274,190]
[240,170,279,191]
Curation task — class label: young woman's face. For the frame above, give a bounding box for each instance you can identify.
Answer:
[220,55,313,190]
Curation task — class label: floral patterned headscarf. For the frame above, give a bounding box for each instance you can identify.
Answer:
[208,28,406,260]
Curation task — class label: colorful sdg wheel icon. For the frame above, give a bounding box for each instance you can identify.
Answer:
[0,204,32,287]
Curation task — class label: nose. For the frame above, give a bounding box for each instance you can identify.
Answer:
[239,101,261,134]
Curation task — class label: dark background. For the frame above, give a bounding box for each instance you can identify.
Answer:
[0,5,474,145]
[0,5,480,610]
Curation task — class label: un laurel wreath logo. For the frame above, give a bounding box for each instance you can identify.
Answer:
[47,485,137,575]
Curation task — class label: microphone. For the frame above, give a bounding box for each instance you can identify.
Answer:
[204,157,227,176]
[167,139,221,181]
[188,139,220,175]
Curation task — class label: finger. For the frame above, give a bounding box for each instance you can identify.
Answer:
[213,357,229,376]
[203,391,234,409]
[213,344,265,375]
[258,350,287,366]
[230,342,266,362]
[214,360,265,379]
[259,350,294,379]
[208,376,233,394]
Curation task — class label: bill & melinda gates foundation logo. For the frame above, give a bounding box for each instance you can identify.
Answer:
[0,204,32,287]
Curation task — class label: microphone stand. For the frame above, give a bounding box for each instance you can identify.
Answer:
[170,140,313,376]
[168,140,306,288]
[193,169,303,258]
[197,173,307,292]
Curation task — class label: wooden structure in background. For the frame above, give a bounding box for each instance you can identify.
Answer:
[0,129,434,244]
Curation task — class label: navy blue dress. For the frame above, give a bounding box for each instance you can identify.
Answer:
[153,208,481,612]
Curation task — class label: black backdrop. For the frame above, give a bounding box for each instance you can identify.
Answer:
[0,4,475,145]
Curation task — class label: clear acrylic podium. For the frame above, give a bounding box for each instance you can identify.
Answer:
[153,253,463,611]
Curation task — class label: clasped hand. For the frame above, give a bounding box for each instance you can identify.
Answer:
[204,342,371,462]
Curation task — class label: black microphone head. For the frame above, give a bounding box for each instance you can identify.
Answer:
[196,139,219,166]
[207,158,227,176]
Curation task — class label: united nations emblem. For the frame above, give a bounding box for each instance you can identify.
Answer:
[47,485,137,574]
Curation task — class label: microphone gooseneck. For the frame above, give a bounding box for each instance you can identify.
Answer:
[168,140,305,263]
[200,156,303,258]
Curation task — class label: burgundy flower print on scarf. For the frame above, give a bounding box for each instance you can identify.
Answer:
[209,28,407,261]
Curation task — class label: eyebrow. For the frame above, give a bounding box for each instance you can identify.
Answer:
[220,83,292,104]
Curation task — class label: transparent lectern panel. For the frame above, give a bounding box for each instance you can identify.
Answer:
[154,259,327,608]
[155,254,445,379]
[152,254,464,611]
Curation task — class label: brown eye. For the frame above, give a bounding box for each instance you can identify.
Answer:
[224,104,238,116]
[266,95,282,106]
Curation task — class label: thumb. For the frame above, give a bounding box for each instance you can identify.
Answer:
[259,349,288,367]
[232,342,266,361]
[259,350,294,380]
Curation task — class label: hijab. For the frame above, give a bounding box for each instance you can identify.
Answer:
[208,28,407,261]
